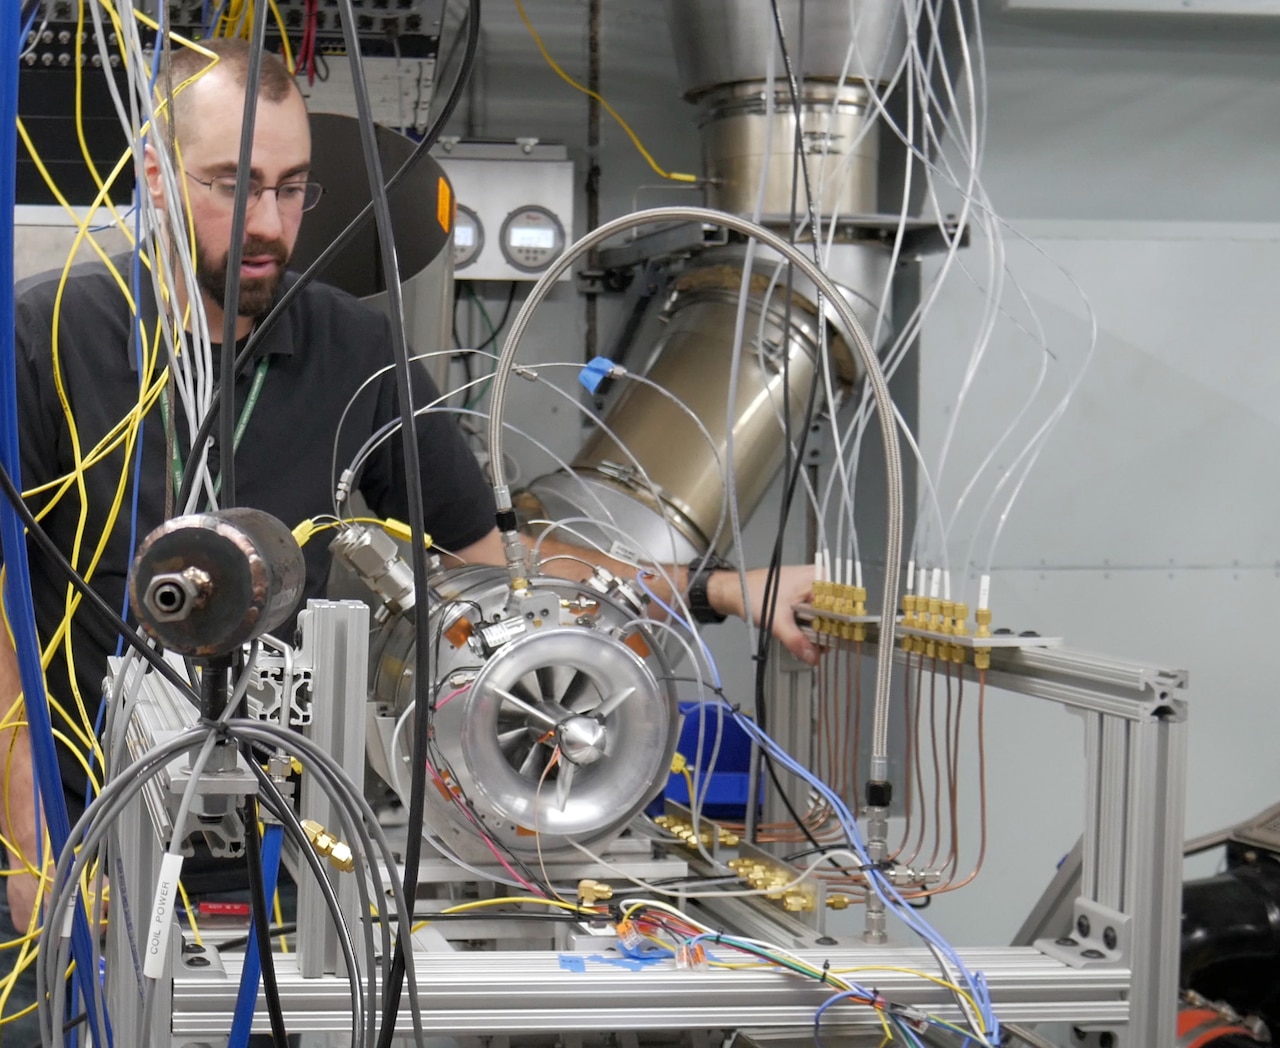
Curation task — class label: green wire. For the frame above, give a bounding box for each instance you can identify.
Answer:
[464,284,498,408]
[160,356,271,502]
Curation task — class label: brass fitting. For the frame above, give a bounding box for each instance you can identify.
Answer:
[827,895,852,910]
[301,819,354,873]
[940,600,956,636]
[578,879,613,904]
[974,606,993,639]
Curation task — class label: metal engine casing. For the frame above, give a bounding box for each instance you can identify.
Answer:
[366,564,679,865]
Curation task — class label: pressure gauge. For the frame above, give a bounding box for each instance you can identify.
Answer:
[452,205,483,271]
[499,206,565,273]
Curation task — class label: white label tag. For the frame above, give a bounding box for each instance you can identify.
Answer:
[143,853,184,979]
[607,540,640,565]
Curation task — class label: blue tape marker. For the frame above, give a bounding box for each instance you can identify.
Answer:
[578,356,616,394]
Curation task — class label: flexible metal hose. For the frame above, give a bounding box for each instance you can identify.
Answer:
[486,206,904,769]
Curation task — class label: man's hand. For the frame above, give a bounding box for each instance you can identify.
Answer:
[4,862,42,934]
[0,638,43,933]
[708,564,820,665]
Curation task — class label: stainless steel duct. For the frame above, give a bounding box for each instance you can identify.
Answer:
[527,244,889,564]
[700,80,879,223]
[664,0,907,100]
[524,0,908,566]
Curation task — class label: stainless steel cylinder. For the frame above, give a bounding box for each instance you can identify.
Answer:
[366,565,679,863]
[526,243,889,563]
[130,508,305,657]
[701,80,878,222]
[545,253,872,560]
[665,0,907,100]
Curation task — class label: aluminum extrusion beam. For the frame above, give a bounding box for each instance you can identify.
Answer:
[172,947,1130,1037]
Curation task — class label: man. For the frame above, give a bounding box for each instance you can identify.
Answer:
[0,35,816,994]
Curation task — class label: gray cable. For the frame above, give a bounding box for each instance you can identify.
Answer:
[486,207,904,776]
[251,764,367,1048]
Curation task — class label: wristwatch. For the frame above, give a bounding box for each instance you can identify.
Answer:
[686,554,734,625]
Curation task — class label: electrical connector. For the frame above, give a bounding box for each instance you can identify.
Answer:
[676,943,708,970]
[670,752,688,774]
[615,918,644,949]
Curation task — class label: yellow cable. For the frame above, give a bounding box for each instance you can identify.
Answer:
[441,896,593,916]
[513,0,697,183]
[274,888,288,952]
[267,0,295,74]
[412,895,599,933]
[829,965,984,1027]
[71,2,134,238]
[179,880,203,947]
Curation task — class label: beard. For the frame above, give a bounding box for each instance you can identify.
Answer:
[196,234,290,322]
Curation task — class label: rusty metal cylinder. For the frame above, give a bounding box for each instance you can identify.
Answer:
[130,508,306,657]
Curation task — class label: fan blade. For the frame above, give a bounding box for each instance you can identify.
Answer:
[497,727,528,753]
[562,672,599,712]
[554,760,576,811]
[493,687,559,729]
[536,665,573,704]
[594,686,636,719]
[518,741,547,778]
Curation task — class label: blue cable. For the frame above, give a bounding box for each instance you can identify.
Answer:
[0,7,111,1045]
[632,565,993,1039]
[203,0,229,38]
[720,705,998,1043]
[227,823,285,1048]
[633,571,723,691]
[89,3,167,832]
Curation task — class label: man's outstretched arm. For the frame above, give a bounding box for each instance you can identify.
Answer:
[451,527,819,665]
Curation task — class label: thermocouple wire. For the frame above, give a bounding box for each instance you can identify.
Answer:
[485,206,904,779]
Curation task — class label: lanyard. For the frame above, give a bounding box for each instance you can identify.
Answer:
[160,355,271,501]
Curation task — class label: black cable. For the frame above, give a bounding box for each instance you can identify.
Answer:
[0,460,201,705]
[747,0,845,867]
[472,280,517,355]
[249,764,366,1048]
[216,4,271,509]
[21,1009,88,1048]
[215,922,297,952]
[243,794,290,1047]
[333,6,451,1047]
[173,0,482,513]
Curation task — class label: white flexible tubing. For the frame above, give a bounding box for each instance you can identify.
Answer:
[485,206,904,774]
[719,23,777,655]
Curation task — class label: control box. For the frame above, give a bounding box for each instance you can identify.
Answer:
[433,140,575,282]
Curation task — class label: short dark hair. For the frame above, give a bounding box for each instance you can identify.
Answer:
[155,38,298,147]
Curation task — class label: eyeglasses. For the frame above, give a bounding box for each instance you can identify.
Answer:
[184,171,325,213]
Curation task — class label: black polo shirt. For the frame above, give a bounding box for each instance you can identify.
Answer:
[5,257,495,817]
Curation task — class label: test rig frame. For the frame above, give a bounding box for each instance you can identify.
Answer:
[108,599,1187,1047]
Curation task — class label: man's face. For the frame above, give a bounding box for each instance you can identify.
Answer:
[169,72,312,325]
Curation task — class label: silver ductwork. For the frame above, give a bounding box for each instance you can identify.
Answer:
[524,1,909,565]
[529,243,889,564]
[664,0,907,100]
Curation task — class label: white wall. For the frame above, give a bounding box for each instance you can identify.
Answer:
[460,2,1280,945]
[910,8,1280,944]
